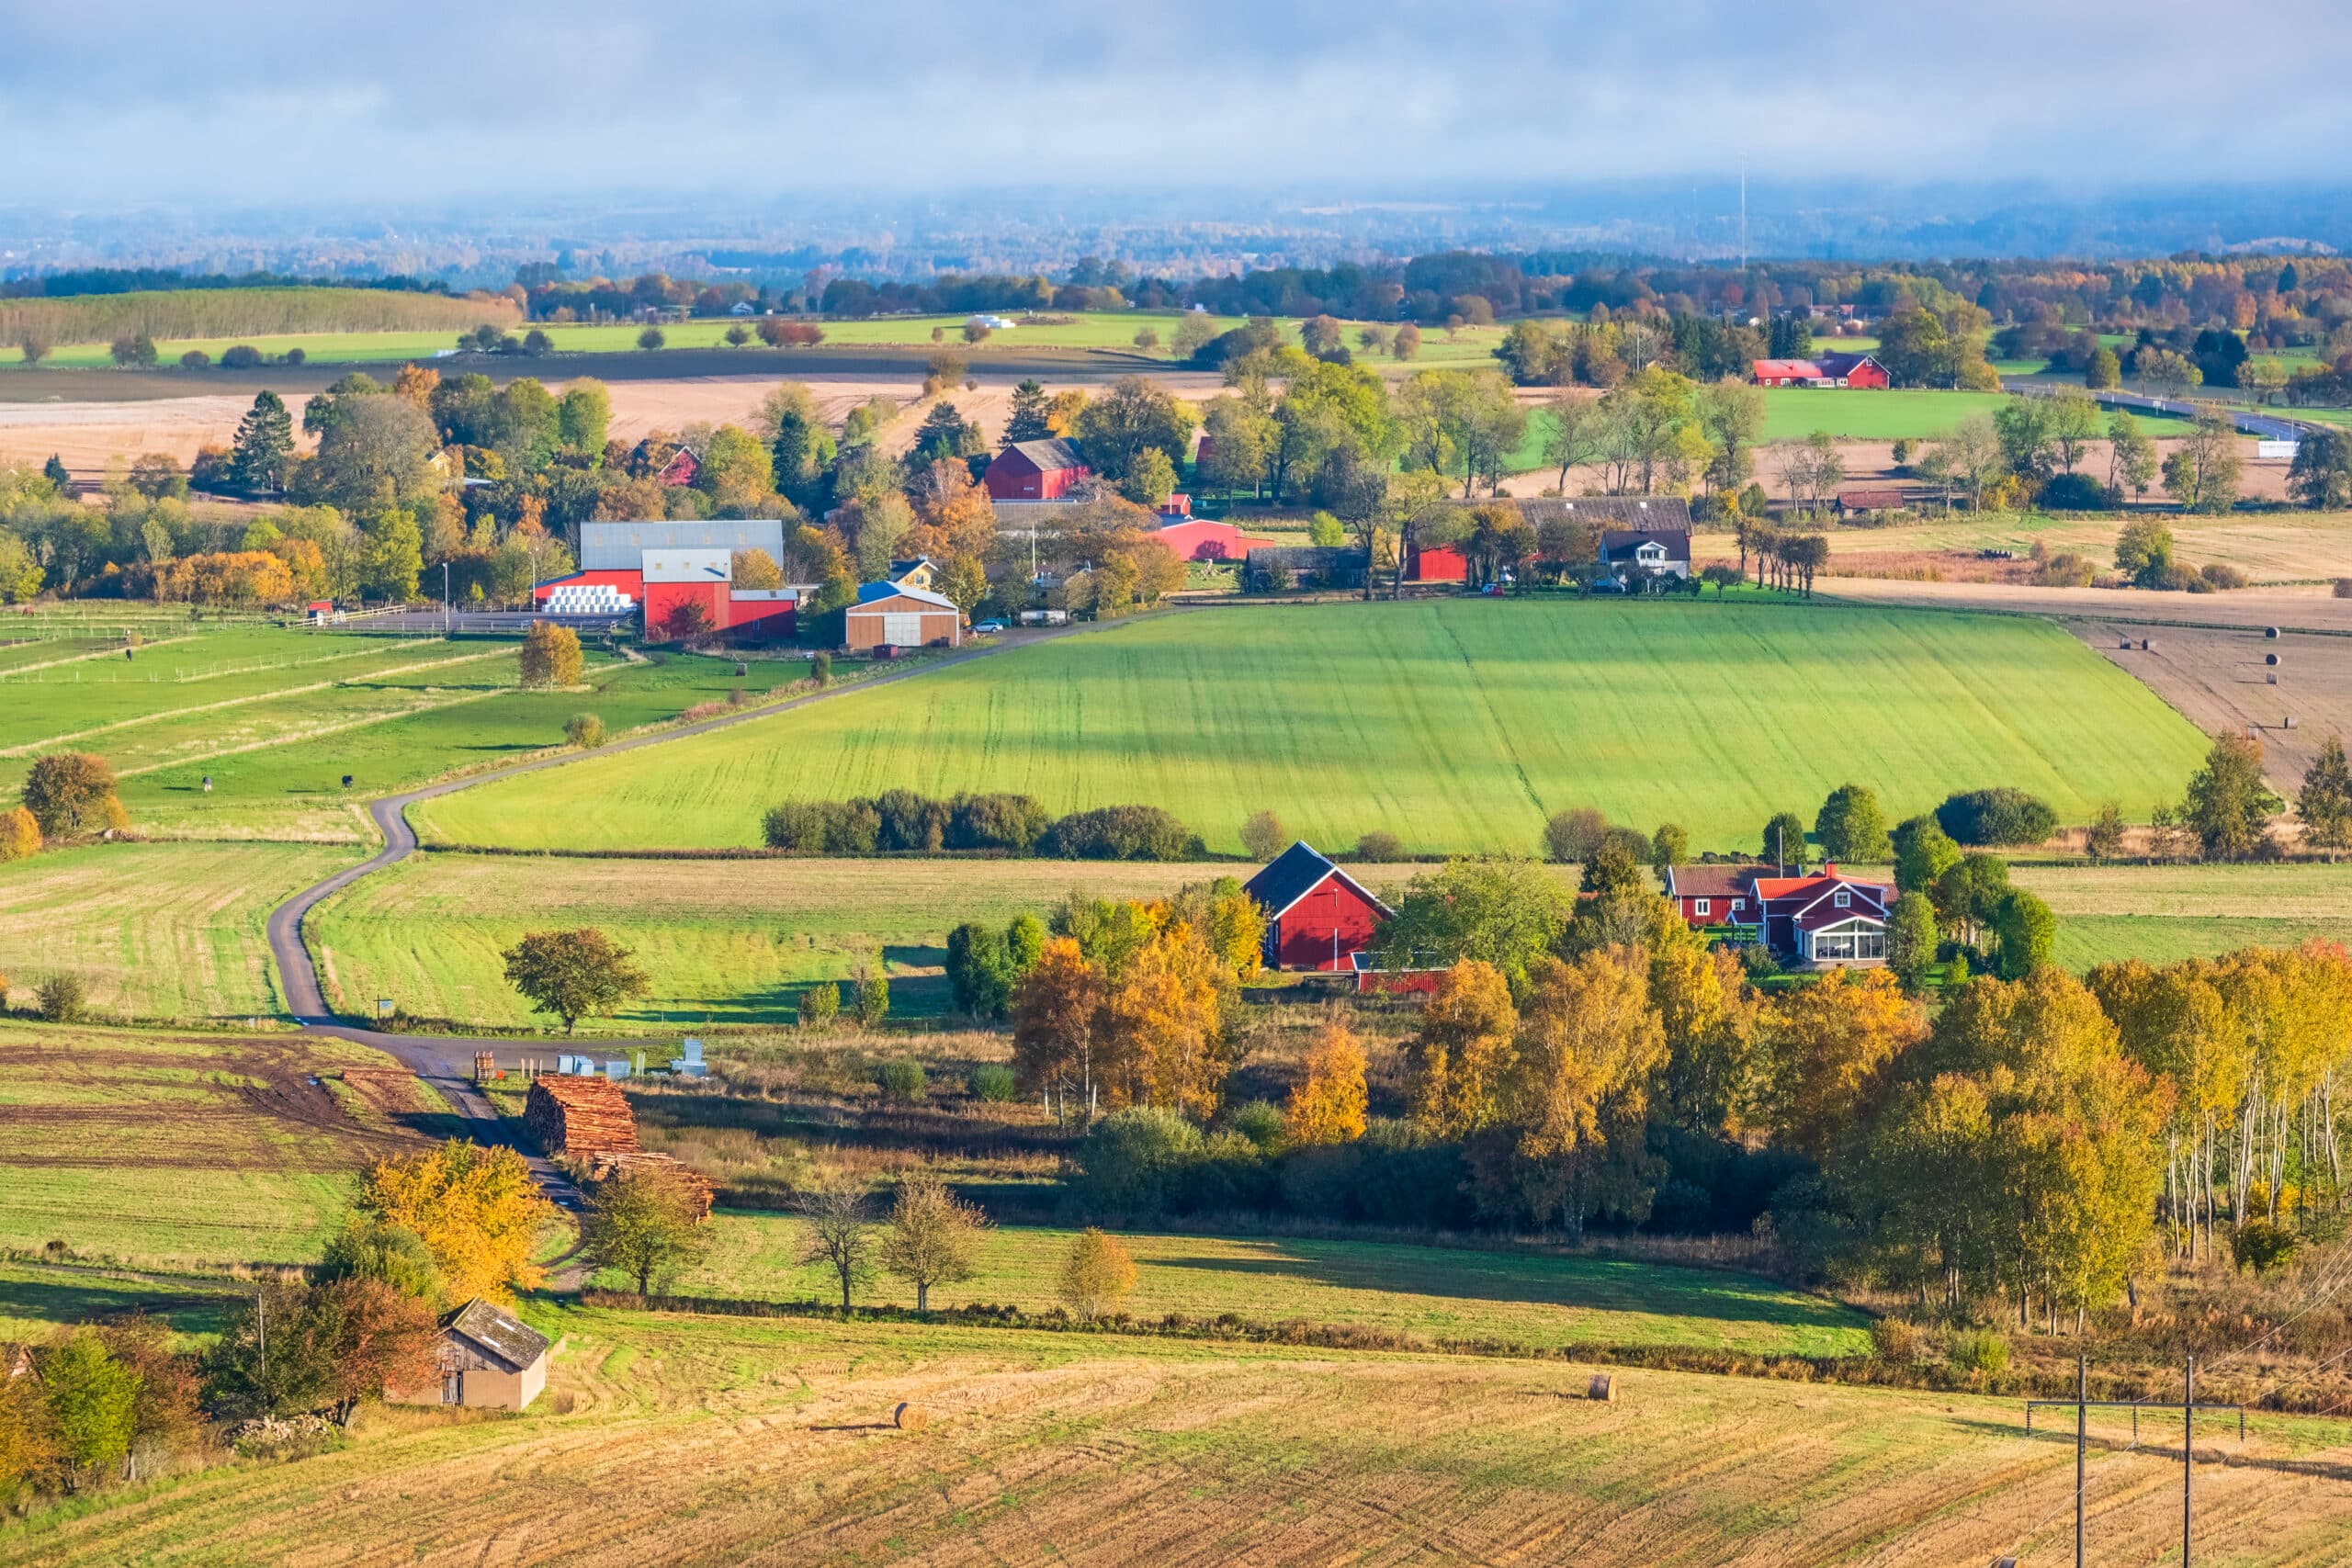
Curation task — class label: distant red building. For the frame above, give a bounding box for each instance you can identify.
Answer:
[1664,863,1894,967]
[1243,840,1394,973]
[983,438,1091,501]
[1404,540,1470,582]
[1156,518,1278,562]
[1747,353,1890,389]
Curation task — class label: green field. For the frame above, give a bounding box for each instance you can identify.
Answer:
[2016,861,2352,970]
[0,1021,424,1270]
[630,1215,1871,1358]
[0,310,1510,371]
[1505,387,2018,476]
[0,626,771,840]
[0,840,354,1021]
[9,1300,2349,1567]
[418,601,2212,857]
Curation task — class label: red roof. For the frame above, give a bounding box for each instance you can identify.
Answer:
[1751,359,1823,379]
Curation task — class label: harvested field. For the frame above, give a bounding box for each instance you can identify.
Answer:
[1817,576,2352,634]
[0,840,356,1021]
[0,1021,446,1270]
[639,1218,1873,1358]
[9,1303,2351,1567]
[1698,511,2352,587]
[2067,620,2352,791]
[418,600,2211,856]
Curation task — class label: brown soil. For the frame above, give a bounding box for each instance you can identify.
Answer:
[2067,620,2352,789]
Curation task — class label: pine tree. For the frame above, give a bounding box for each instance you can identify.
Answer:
[1002,378,1051,446]
[229,390,295,492]
[41,454,69,488]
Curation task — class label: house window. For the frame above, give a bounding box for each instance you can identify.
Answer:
[1729,898,1744,913]
[1694,898,1711,917]
[1834,890,1850,908]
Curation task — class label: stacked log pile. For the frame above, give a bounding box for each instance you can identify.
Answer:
[523,1077,639,1157]
[585,1152,718,1222]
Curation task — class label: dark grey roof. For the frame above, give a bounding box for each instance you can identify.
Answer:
[1003,438,1087,472]
[581,519,788,572]
[1501,497,1694,531]
[1600,527,1691,560]
[1815,351,1884,376]
[444,1298,551,1373]
[1243,840,1394,921]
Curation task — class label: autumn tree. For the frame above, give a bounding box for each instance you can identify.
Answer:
[582,1168,710,1297]
[797,1178,879,1311]
[1405,960,1519,1136]
[1058,1228,1136,1322]
[1099,921,1232,1118]
[1011,936,1106,1121]
[0,806,39,863]
[356,1140,553,1302]
[21,752,127,840]
[731,547,784,589]
[1490,948,1668,1235]
[1756,968,1925,1164]
[1284,1019,1368,1145]
[877,1169,989,1313]
[519,620,583,687]
[500,927,651,1033]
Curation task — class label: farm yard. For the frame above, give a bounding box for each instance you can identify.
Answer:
[416,600,2213,857]
[7,1301,2352,1568]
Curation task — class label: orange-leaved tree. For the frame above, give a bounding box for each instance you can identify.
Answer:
[1284,1019,1368,1145]
[1404,959,1518,1138]
[356,1140,553,1303]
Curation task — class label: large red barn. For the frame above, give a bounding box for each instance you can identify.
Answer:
[983,438,1091,501]
[1243,840,1394,973]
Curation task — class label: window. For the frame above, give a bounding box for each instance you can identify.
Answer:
[1834,890,1850,908]
[1694,898,1710,917]
[1729,898,1744,913]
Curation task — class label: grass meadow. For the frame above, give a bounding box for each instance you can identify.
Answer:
[10,1300,2352,1567]
[418,600,2211,857]
[618,1215,1872,1358]
[0,1021,439,1271]
[0,625,763,840]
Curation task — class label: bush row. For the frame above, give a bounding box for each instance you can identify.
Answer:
[763,791,1202,861]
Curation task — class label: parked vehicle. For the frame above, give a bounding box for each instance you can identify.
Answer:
[973,619,1008,634]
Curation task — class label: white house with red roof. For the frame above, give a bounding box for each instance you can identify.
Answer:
[1665,863,1894,966]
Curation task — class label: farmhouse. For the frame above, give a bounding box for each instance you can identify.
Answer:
[1666,864,1894,967]
[1748,353,1891,389]
[846,582,963,651]
[1598,528,1692,581]
[884,557,938,592]
[386,1298,552,1413]
[1244,840,1394,973]
[983,438,1091,501]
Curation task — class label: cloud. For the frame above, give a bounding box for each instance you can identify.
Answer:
[8,0,2352,204]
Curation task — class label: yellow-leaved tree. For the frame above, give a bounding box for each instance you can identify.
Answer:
[356,1140,553,1303]
[1404,960,1518,1137]
[1284,1020,1368,1146]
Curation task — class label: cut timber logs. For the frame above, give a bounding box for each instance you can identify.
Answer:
[894,1403,929,1431]
[523,1077,639,1158]
[1587,1373,1617,1403]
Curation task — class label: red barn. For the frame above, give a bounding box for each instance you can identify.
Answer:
[1243,840,1393,973]
[1155,518,1278,562]
[1404,539,1470,582]
[983,438,1090,501]
[1815,352,1891,389]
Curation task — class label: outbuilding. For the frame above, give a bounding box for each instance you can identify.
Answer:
[983,438,1091,501]
[845,583,963,651]
[1243,840,1395,973]
[387,1298,553,1413]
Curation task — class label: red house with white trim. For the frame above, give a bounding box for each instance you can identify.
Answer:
[1243,840,1393,973]
[1665,863,1894,966]
[1748,354,1891,389]
[983,438,1091,501]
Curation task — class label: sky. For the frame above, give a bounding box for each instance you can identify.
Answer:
[6,0,2350,206]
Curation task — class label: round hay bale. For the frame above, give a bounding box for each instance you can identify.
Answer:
[1587,1372,1617,1403]
[2140,638,2153,651]
[2266,651,2281,667]
[2266,626,2280,638]
[2119,638,2133,649]
[893,1402,929,1431]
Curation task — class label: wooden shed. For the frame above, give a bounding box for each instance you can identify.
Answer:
[524,1076,639,1158]
[387,1298,552,1413]
[845,584,963,651]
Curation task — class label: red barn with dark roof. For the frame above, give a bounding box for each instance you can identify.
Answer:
[984,438,1091,501]
[1243,840,1394,973]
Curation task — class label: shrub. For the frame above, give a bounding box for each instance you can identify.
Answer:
[797,982,841,1031]
[1934,787,2058,847]
[2231,1218,2298,1273]
[1948,1328,2009,1375]
[1226,1100,1285,1152]
[855,966,890,1026]
[763,799,880,853]
[1238,809,1286,861]
[948,792,1051,852]
[637,327,666,351]
[180,349,211,369]
[1543,807,1608,863]
[875,1060,927,1102]
[1870,1315,1923,1362]
[809,650,832,686]
[37,972,88,1022]
[2036,471,2109,510]
[220,344,264,370]
[283,347,306,366]
[0,805,40,862]
[1076,1106,1205,1214]
[968,1065,1019,1102]
[1041,805,1198,861]
[2199,561,2248,590]
[2335,578,2352,599]
[1353,830,1405,862]
[871,788,950,852]
[564,712,605,749]
[1058,1229,1137,1323]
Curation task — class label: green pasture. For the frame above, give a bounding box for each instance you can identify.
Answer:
[620,1215,1873,1359]
[0,625,764,840]
[419,600,2211,857]
[0,840,355,1022]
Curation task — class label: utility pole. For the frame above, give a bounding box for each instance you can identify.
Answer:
[2183,1356,2195,1568]
[2075,1356,2086,1568]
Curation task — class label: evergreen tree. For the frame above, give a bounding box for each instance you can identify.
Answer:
[229,390,295,492]
[41,454,69,487]
[2298,735,2352,856]
[1002,378,1051,446]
